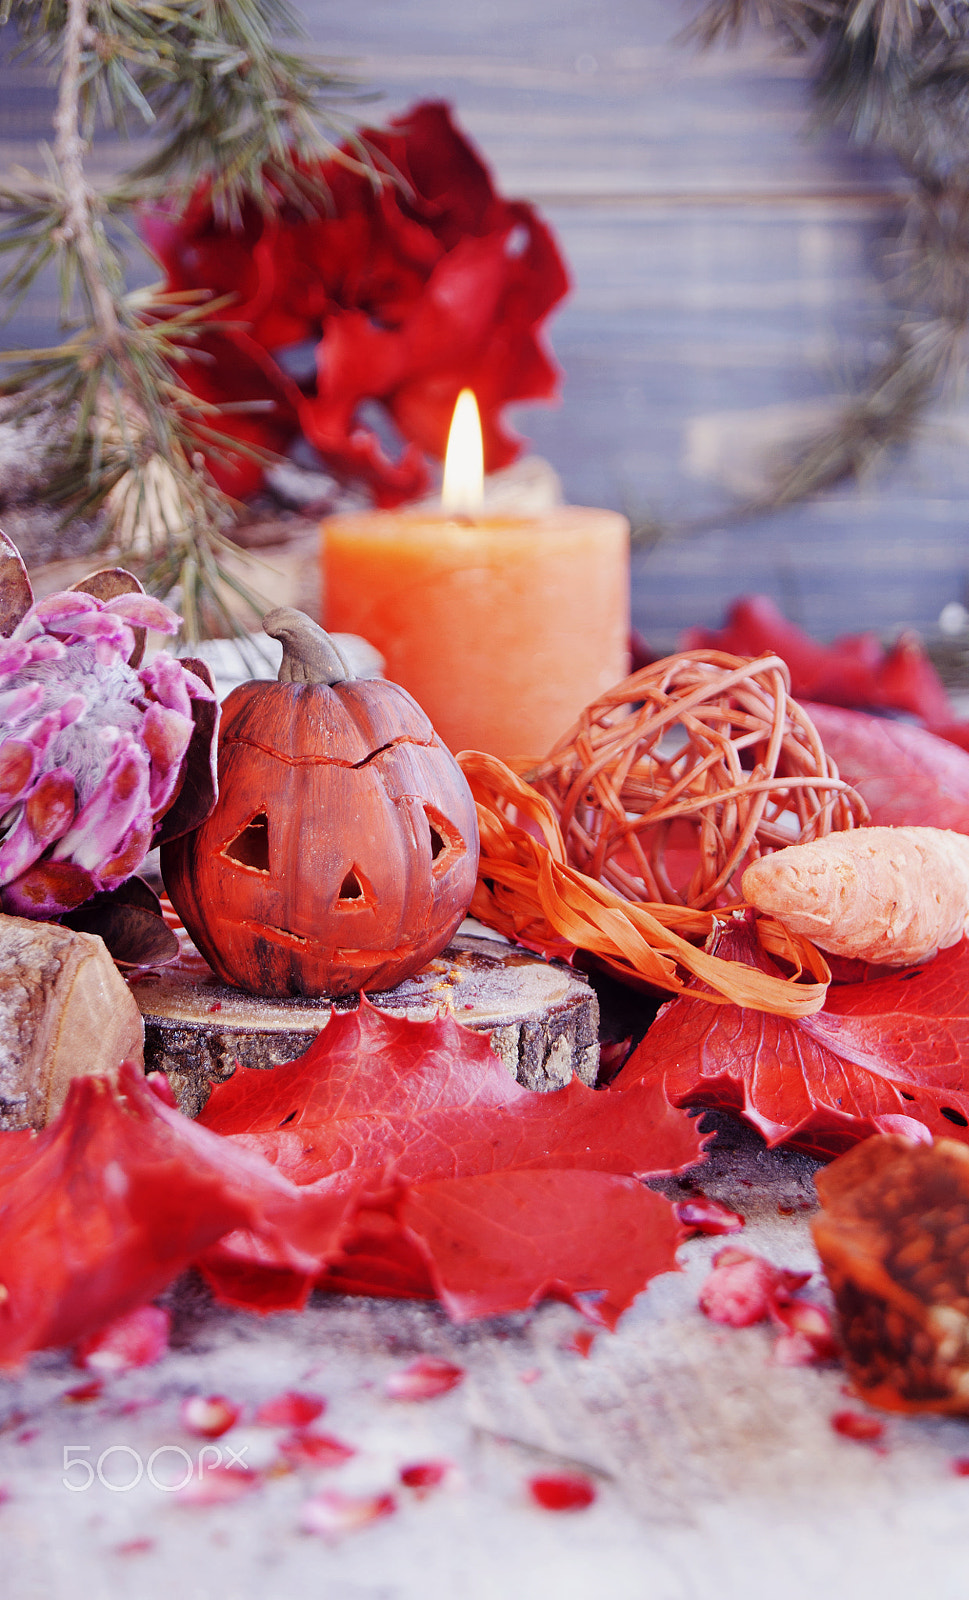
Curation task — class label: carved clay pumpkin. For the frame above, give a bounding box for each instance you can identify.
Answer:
[160,608,480,998]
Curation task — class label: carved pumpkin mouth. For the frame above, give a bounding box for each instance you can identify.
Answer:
[242,920,415,964]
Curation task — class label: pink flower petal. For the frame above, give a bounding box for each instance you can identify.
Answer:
[299,1489,396,1539]
[140,702,194,814]
[385,1356,465,1400]
[528,1473,596,1511]
[180,1395,242,1439]
[51,737,151,871]
[101,594,181,635]
[75,1304,171,1373]
[0,769,76,883]
[254,1390,326,1427]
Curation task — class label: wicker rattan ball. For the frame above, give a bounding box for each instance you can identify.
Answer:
[527,649,869,910]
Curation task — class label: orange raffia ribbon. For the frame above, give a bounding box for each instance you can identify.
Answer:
[458,750,830,1018]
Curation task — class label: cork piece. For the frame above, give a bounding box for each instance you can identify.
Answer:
[130,933,600,1118]
[0,913,145,1130]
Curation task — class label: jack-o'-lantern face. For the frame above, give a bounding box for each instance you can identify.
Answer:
[161,611,479,998]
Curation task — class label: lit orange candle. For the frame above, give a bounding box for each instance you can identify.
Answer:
[321,392,630,767]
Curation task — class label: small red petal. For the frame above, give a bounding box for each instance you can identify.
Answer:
[280,1430,356,1468]
[299,1489,396,1538]
[114,1538,155,1556]
[180,1394,241,1439]
[528,1473,597,1511]
[75,1305,170,1374]
[569,1328,596,1359]
[399,1460,450,1493]
[951,1457,969,1476]
[385,1357,465,1400]
[176,1465,260,1505]
[771,1299,839,1362]
[831,1410,885,1444]
[698,1254,775,1327]
[62,1379,104,1403]
[674,1194,745,1236]
[254,1390,326,1427]
[519,1368,543,1385]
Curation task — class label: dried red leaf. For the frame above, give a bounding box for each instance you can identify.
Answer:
[805,702,969,833]
[528,1473,597,1511]
[830,1410,885,1445]
[75,1305,170,1373]
[683,596,953,723]
[0,1061,350,1366]
[196,999,701,1322]
[673,1193,745,1236]
[180,1394,241,1438]
[299,1489,397,1538]
[385,1356,465,1400]
[626,915,969,1156]
[254,1391,326,1428]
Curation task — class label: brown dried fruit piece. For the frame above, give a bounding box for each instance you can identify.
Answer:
[813,1136,969,1413]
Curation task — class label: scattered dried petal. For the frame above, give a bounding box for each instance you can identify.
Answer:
[75,1305,170,1374]
[176,1465,260,1505]
[385,1357,465,1400]
[279,1430,355,1469]
[254,1391,326,1428]
[830,1410,885,1445]
[528,1473,597,1511]
[62,1379,104,1404]
[399,1460,451,1494]
[180,1395,241,1439]
[299,1488,396,1538]
[674,1193,745,1236]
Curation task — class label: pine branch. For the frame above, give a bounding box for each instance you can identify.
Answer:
[0,0,372,641]
[682,0,969,514]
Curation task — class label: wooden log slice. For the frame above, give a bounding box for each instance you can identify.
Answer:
[129,932,600,1118]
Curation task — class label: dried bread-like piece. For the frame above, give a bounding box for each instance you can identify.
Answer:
[813,1136,969,1415]
[741,825,969,965]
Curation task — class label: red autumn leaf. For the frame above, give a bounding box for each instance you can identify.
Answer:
[625,916,969,1158]
[143,101,569,506]
[804,702,969,833]
[198,1000,704,1185]
[682,595,954,723]
[399,1169,683,1328]
[196,1000,701,1321]
[0,1062,349,1367]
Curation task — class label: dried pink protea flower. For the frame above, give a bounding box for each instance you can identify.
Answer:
[0,533,218,934]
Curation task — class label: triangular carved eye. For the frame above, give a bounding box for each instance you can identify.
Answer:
[424,806,463,874]
[336,865,374,908]
[223,812,270,873]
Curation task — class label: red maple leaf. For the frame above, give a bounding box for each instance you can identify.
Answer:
[0,1063,349,1367]
[196,1000,702,1322]
[805,702,969,833]
[624,916,969,1158]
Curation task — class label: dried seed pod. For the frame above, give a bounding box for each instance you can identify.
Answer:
[813,1136,969,1414]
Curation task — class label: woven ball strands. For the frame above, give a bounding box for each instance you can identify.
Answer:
[526,650,869,910]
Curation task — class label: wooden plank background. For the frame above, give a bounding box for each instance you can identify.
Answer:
[1,1,965,653]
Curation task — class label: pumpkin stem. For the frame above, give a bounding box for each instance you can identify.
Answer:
[263,607,357,686]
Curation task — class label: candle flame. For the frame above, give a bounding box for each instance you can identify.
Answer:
[441,389,484,516]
